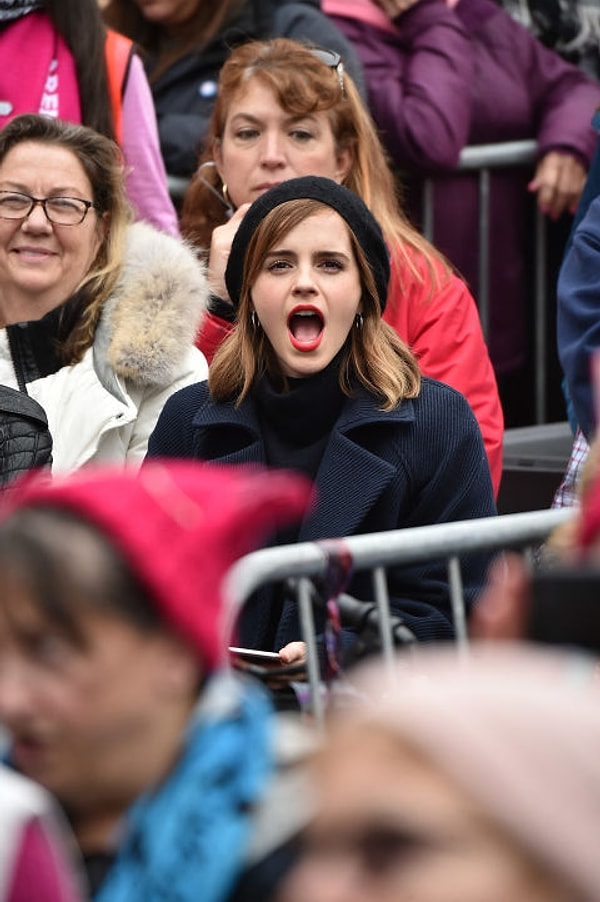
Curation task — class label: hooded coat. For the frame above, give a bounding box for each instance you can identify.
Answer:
[0,221,209,473]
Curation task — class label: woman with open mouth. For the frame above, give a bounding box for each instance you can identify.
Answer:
[180,37,503,498]
[148,176,497,670]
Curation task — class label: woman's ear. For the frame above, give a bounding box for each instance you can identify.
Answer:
[96,211,110,242]
[335,146,354,184]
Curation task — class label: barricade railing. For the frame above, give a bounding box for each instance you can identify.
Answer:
[223,506,574,725]
[422,139,547,422]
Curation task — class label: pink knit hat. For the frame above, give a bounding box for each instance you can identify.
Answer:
[340,644,600,900]
[2,461,313,671]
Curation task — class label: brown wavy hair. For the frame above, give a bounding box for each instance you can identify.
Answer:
[0,114,131,364]
[180,37,449,298]
[209,198,421,409]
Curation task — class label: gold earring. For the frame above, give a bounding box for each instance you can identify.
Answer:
[222,183,230,206]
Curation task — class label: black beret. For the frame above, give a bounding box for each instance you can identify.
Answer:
[224,176,390,313]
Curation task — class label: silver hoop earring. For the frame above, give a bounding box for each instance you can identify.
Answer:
[251,311,259,330]
[354,313,364,329]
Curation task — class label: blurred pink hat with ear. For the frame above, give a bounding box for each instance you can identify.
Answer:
[342,643,600,900]
[2,461,314,671]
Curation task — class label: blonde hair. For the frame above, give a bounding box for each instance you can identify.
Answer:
[180,38,449,299]
[209,198,421,409]
[0,114,132,364]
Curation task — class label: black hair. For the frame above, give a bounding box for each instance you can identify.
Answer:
[47,0,116,140]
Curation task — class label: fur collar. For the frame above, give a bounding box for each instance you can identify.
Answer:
[94,221,208,388]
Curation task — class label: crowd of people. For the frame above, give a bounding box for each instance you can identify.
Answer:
[1,0,600,899]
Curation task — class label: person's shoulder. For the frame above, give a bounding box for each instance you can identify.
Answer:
[415,376,479,425]
[419,375,474,402]
[162,379,211,416]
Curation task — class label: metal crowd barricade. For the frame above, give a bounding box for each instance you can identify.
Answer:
[422,139,547,422]
[223,506,574,726]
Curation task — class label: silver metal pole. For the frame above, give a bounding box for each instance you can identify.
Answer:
[372,566,396,678]
[297,576,325,728]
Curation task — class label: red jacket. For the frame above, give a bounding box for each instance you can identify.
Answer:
[196,250,503,495]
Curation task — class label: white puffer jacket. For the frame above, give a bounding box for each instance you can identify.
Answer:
[1,222,209,473]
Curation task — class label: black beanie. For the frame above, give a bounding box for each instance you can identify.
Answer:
[224,176,390,313]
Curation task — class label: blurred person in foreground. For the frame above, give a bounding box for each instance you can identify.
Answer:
[0,460,313,899]
[277,643,600,902]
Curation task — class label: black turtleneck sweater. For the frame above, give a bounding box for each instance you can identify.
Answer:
[253,357,346,483]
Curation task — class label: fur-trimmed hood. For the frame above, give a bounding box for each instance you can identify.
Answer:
[94,221,209,388]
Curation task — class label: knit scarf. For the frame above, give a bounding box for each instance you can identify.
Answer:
[0,9,80,126]
[0,0,44,21]
[94,673,274,902]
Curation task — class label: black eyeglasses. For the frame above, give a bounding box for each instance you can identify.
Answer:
[310,48,345,96]
[0,191,98,226]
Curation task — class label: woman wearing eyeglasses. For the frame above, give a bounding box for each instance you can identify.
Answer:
[100,0,365,179]
[180,38,504,497]
[0,113,208,475]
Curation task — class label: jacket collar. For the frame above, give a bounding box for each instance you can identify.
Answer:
[92,221,208,392]
[193,388,416,539]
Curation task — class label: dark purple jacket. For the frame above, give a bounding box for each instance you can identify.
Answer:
[327,0,600,373]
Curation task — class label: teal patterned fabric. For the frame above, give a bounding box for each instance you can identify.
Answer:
[95,674,274,902]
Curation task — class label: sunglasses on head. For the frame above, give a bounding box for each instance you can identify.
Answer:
[310,47,345,96]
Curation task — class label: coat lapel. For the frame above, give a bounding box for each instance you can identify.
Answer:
[192,389,416,539]
[192,396,266,465]
[300,393,415,540]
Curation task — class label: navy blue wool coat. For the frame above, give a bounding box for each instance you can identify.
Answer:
[147,377,497,651]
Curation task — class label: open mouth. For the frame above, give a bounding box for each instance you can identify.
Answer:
[287,306,324,351]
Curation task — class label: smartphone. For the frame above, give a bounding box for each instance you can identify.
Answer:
[228,646,283,668]
[527,567,600,654]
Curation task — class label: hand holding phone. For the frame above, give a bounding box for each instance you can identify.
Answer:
[228,646,284,670]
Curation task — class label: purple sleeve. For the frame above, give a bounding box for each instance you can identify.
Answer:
[497,12,600,163]
[456,0,600,164]
[121,54,181,237]
[527,41,600,164]
[331,0,474,170]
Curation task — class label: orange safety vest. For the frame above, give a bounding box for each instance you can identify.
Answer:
[104,29,133,146]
